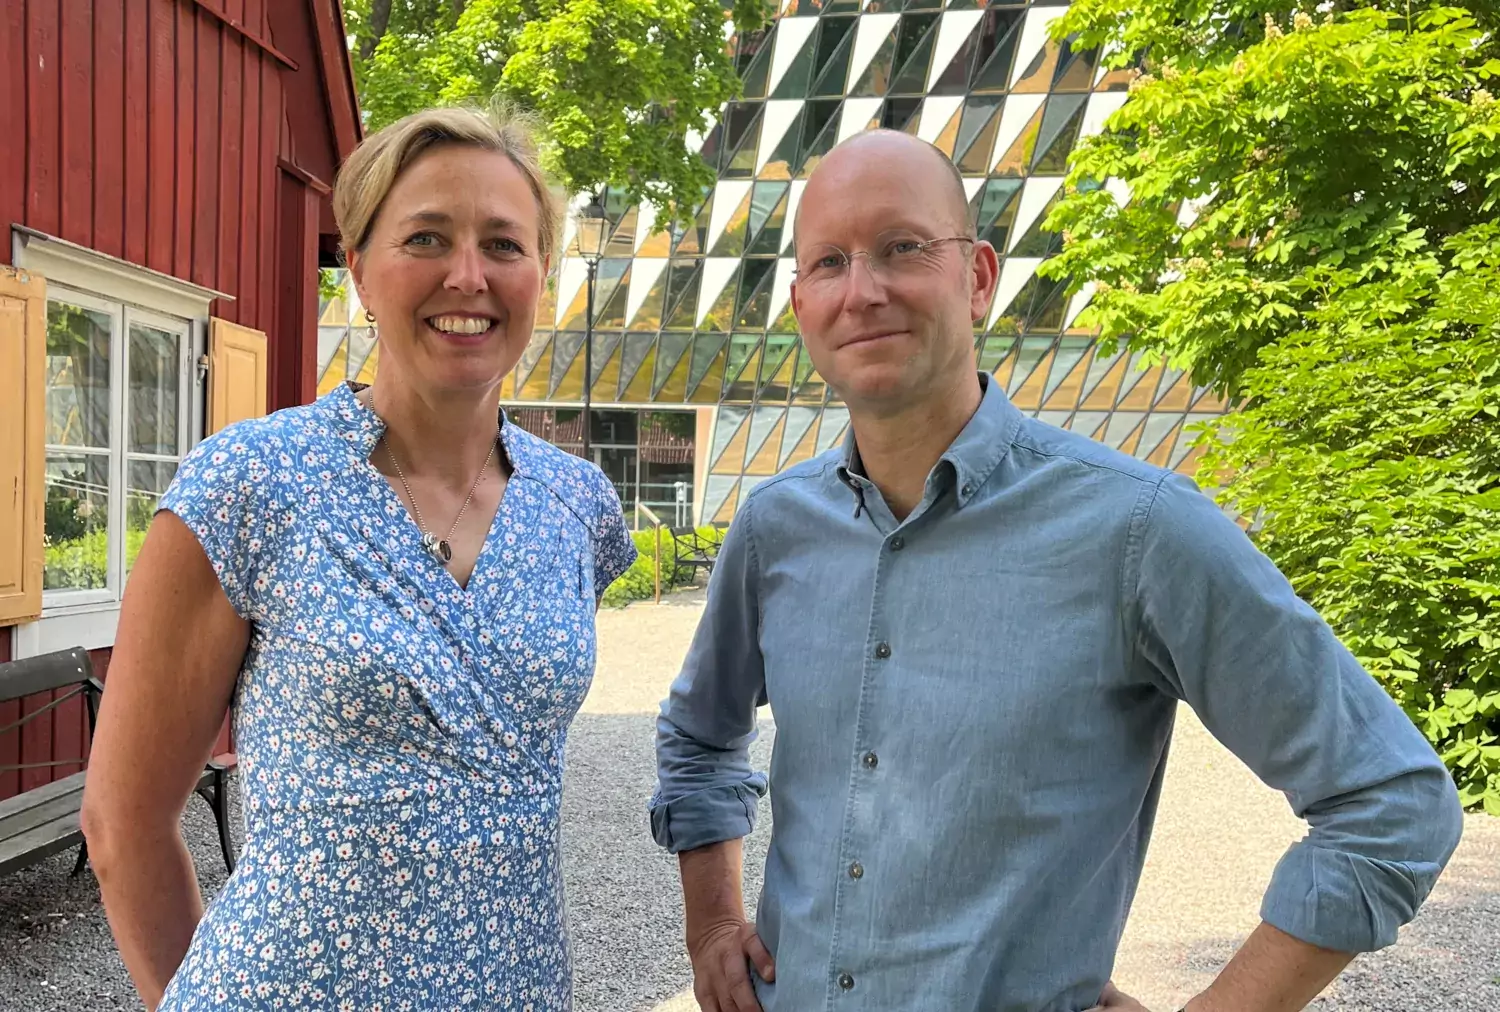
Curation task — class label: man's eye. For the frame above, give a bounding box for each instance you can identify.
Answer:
[889,240,923,256]
[816,255,845,269]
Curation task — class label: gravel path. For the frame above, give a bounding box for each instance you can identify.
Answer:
[1,590,1495,1011]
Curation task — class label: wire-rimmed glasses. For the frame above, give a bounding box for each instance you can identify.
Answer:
[792,235,975,291]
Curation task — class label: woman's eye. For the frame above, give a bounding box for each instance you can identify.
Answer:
[405,232,439,248]
[489,238,523,254]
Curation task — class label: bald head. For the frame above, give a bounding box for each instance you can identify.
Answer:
[794,130,972,245]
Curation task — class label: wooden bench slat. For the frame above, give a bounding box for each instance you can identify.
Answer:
[0,648,93,704]
[0,771,86,824]
[0,647,240,880]
[0,810,82,879]
[0,779,86,844]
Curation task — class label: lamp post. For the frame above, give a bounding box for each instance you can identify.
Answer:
[574,194,607,462]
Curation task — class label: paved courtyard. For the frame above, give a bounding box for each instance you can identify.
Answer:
[0,590,1496,1010]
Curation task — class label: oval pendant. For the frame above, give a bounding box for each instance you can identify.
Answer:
[437,539,453,564]
[420,531,443,563]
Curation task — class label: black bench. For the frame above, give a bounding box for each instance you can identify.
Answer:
[0,647,237,879]
[668,525,724,587]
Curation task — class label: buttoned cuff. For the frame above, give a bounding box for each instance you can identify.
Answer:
[1258,842,1443,952]
[649,779,767,854]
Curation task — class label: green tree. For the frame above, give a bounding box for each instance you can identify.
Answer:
[343,0,773,228]
[1041,3,1500,811]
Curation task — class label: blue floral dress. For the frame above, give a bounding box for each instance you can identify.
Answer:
[154,382,636,1011]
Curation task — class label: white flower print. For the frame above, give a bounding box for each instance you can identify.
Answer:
[151,385,636,1011]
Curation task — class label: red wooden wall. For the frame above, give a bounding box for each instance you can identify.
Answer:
[0,0,349,333]
[0,631,110,801]
[0,0,360,802]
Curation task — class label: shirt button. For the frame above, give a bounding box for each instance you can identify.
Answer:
[874,641,891,659]
[848,861,864,879]
[838,972,855,991]
[890,535,905,551]
[862,751,878,769]
[961,482,974,497]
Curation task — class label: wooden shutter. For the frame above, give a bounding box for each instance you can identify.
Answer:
[208,318,269,433]
[0,268,47,624]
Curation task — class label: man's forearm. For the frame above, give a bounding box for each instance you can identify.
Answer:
[1189,921,1354,1012]
[679,837,748,947]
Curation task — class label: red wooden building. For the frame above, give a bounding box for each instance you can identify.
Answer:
[0,0,361,801]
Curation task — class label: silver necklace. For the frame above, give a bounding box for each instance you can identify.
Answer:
[381,435,497,566]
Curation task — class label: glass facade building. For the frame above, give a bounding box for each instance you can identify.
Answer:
[317,0,1229,524]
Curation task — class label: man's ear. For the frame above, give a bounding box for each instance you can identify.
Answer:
[968,240,1000,324]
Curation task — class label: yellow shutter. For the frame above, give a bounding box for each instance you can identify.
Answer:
[209,318,269,433]
[0,267,47,624]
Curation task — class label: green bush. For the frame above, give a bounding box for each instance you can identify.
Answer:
[601,525,725,609]
[1045,1,1500,812]
[43,528,149,590]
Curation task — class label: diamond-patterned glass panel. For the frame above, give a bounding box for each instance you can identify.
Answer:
[495,1,1230,523]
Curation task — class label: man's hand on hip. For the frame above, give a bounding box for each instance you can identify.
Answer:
[1087,981,1153,1011]
[688,919,775,1012]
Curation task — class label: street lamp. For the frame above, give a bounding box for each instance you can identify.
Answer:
[575,193,608,462]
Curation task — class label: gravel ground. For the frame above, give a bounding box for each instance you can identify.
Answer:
[1,589,1495,1011]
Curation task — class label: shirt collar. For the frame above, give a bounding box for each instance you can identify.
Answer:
[835,372,1023,511]
[329,381,527,476]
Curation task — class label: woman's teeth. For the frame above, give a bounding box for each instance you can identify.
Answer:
[429,316,493,335]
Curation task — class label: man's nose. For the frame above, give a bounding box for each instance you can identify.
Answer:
[840,254,887,309]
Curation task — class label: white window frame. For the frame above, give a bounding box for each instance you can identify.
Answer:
[11,228,231,658]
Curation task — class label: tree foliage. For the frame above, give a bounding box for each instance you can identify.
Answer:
[343,0,773,228]
[1042,2,1500,811]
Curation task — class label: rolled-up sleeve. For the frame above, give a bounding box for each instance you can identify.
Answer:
[649,496,770,854]
[1133,473,1464,953]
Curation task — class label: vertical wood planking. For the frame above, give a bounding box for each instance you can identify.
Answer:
[85,648,112,767]
[193,13,221,290]
[240,49,263,329]
[95,0,127,259]
[17,694,52,795]
[60,0,94,247]
[147,0,175,273]
[0,0,26,264]
[173,0,195,280]
[26,0,62,235]
[218,22,244,309]
[0,625,11,798]
[124,0,151,266]
[243,0,266,51]
[260,58,282,339]
[0,698,16,799]
[51,687,86,780]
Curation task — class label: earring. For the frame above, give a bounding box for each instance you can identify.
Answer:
[364,308,376,324]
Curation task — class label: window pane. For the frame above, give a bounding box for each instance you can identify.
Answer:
[129,322,181,455]
[46,301,113,449]
[44,451,111,591]
[126,458,179,574]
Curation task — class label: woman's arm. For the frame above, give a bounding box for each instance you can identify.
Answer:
[80,511,249,1010]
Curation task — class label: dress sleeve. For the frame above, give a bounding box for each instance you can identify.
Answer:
[156,422,276,620]
[586,466,637,599]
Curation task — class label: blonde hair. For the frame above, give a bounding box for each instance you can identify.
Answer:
[333,102,560,267]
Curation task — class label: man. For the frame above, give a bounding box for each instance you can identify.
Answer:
[648,130,1464,1012]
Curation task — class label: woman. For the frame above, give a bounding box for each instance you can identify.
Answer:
[80,103,636,1011]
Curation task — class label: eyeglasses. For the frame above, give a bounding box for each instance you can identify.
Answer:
[792,235,975,290]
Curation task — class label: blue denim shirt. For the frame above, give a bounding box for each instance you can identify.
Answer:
[650,373,1464,1012]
